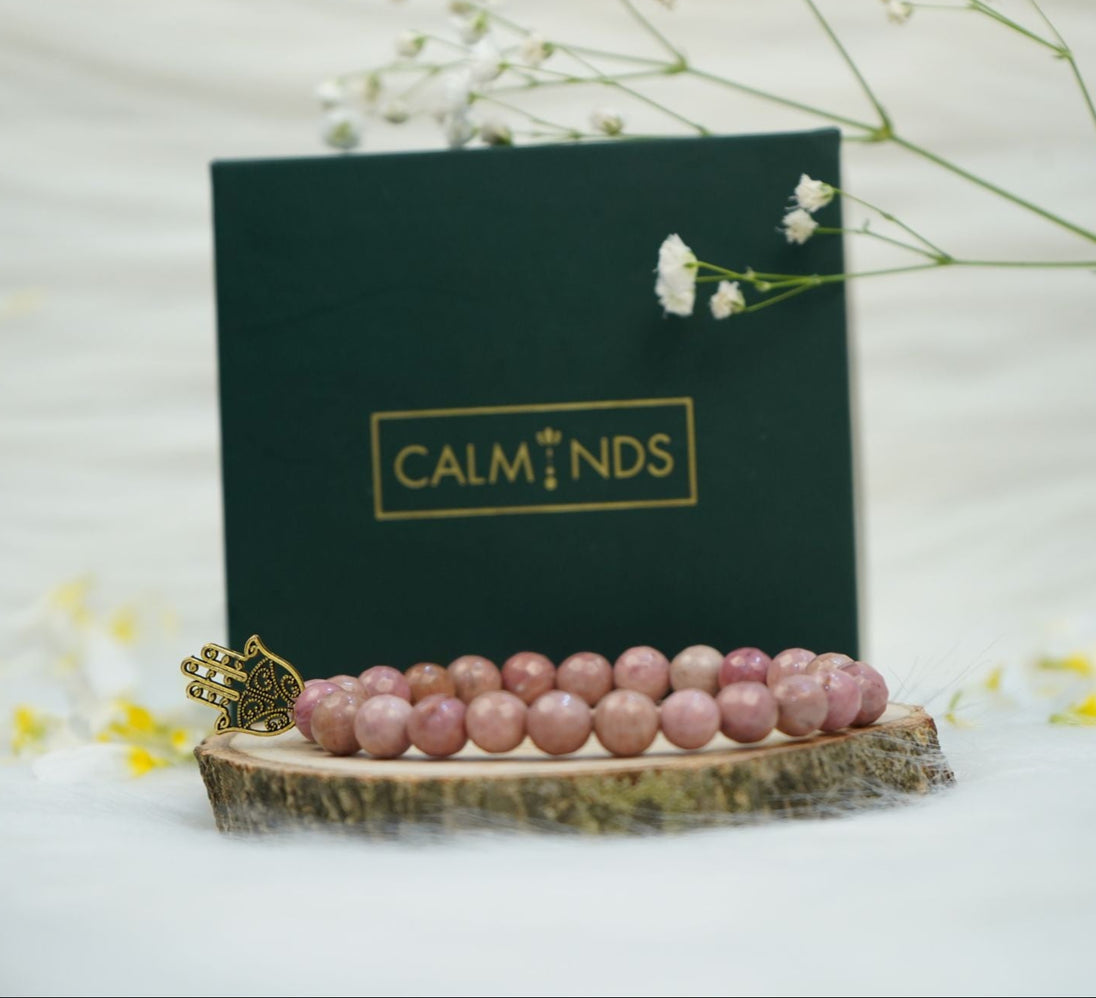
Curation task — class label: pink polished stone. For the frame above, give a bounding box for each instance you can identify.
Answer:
[556,652,614,706]
[526,691,592,755]
[407,694,468,757]
[660,689,720,750]
[405,662,456,704]
[613,646,671,701]
[719,647,772,687]
[448,655,503,704]
[772,675,828,737]
[358,665,412,702]
[818,669,862,732]
[594,689,659,757]
[716,682,778,743]
[843,662,889,726]
[669,645,723,695]
[465,690,527,753]
[501,652,556,705]
[329,674,366,695]
[293,681,341,741]
[805,652,854,676]
[353,694,413,758]
[311,691,365,756]
[766,647,816,687]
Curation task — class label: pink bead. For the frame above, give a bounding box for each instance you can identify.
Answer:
[772,675,828,737]
[405,662,455,703]
[526,691,592,755]
[843,662,889,726]
[594,689,659,757]
[501,652,556,705]
[354,694,413,758]
[719,647,771,687]
[716,682,777,743]
[329,674,366,695]
[669,645,723,695]
[448,655,503,703]
[818,669,862,732]
[660,689,720,750]
[358,665,412,702]
[311,691,364,756]
[407,694,468,757]
[805,652,853,676]
[465,690,527,754]
[556,652,613,706]
[613,646,670,701]
[766,648,815,687]
[293,681,341,741]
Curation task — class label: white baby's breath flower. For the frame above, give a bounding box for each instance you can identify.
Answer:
[883,0,913,23]
[520,32,552,67]
[382,100,410,124]
[479,119,512,146]
[469,38,504,83]
[591,107,624,136]
[436,69,473,117]
[443,109,476,148]
[709,280,746,319]
[454,11,489,44]
[794,173,834,213]
[321,108,363,151]
[314,78,345,109]
[654,233,698,317]
[782,207,818,245]
[396,30,425,58]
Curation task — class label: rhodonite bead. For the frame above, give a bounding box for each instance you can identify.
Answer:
[329,674,366,696]
[358,665,412,702]
[805,652,853,676]
[407,694,468,757]
[311,690,365,756]
[843,662,889,726]
[556,652,613,706]
[817,669,862,732]
[719,647,771,687]
[501,652,556,704]
[294,681,341,741]
[613,646,670,701]
[405,662,456,704]
[353,694,413,758]
[660,689,720,750]
[771,675,828,737]
[465,690,527,753]
[716,682,777,743]
[594,689,659,757]
[447,655,503,703]
[526,691,592,755]
[669,645,723,695]
[766,648,815,687]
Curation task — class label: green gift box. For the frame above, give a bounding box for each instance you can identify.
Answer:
[212,129,858,677]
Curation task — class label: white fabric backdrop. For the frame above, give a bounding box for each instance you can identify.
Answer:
[1,2,1094,995]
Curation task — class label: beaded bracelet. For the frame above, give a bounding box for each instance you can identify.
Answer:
[295,645,890,760]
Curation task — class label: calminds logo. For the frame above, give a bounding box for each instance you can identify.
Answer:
[370,398,697,521]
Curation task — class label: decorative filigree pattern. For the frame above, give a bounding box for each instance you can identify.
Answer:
[181,635,302,736]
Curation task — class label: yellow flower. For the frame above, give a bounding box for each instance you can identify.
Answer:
[126,746,167,777]
[12,705,52,753]
[1050,694,1096,726]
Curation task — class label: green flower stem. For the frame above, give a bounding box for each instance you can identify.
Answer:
[831,186,951,258]
[743,285,815,312]
[685,67,877,134]
[553,42,709,135]
[815,225,941,259]
[620,0,686,65]
[475,95,583,138]
[969,0,1062,53]
[804,0,893,133]
[890,134,1096,243]
[1029,0,1096,134]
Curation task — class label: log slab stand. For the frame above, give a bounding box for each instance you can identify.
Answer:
[195,703,953,835]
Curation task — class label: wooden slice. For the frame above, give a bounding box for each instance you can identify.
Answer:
[195,703,953,835]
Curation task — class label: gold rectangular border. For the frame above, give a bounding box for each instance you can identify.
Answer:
[371,397,698,522]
